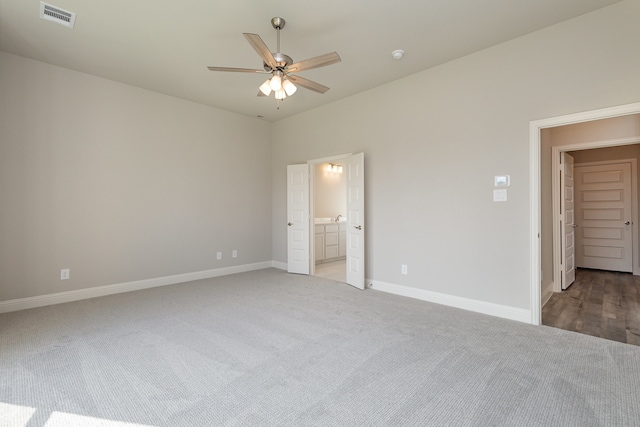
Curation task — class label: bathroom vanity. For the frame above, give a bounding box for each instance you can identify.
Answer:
[314,219,347,263]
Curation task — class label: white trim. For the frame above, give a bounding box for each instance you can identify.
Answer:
[0,261,272,314]
[369,280,531,323]
[530,119,542,325]
[530,101,640,325]
[308,153,352,164]
[271,260,288,270]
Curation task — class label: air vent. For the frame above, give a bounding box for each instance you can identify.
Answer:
[39,2,76,28]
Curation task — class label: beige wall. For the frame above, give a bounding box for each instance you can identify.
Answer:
[0,52,272,301]
[2,1,640,315]
[314,162,347,219]
[540,115,640,302]
[272,0,640,310]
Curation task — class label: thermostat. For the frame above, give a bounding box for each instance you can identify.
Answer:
[494,175,510,187]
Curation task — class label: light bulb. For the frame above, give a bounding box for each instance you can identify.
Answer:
[259,79,272,96]
[282,79,297,96]
[275,89,286,100]
[326,164,332,172]
[270,75,282,91]
[338,165,343,173]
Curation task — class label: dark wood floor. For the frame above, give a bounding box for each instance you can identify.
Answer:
[543,268,640,346]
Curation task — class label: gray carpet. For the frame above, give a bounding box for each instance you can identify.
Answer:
[1,268,639,426]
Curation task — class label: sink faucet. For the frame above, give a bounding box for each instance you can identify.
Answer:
[335,215,342,222]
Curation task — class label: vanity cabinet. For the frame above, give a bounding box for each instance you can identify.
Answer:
[324,224,339,259]
[339,224,347,257]
[315,223,347,263]
[315,225,325,261]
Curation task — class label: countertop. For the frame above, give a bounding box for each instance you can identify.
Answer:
[315,218,347,225]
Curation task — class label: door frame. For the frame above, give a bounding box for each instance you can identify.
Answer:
[308,153,352,276]
[552,155,639,293]
[530,101,640,325]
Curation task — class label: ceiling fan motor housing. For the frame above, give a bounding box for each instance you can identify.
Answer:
[263,52,292,72]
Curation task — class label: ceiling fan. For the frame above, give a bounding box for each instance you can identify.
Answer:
[207,17,341,104]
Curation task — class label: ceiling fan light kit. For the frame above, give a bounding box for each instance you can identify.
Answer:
[283,79,297,96]
[269,73,282,91]
[259,79,272,96]
[208,17,341,109]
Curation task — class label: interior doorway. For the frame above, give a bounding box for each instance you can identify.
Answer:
[553,151,639,294]
[573,160,634,273]
[530,102,640,325]
[286,152,366,290]
[311,158,349,283]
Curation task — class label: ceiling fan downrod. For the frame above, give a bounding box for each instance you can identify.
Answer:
[271,17,285,54]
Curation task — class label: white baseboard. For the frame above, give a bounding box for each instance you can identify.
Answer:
[368,279,532,324]
[271,261,287,270]
[0,261,273,314]
[3,263,532,323]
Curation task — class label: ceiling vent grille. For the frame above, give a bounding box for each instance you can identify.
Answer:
[39,2,76,28]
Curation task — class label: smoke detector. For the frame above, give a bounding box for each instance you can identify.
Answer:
[39,2,76,28]
[391,50,405,60]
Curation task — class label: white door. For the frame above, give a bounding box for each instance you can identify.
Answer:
[287,164,310,274]
[561,153,576,290]
[575,162,633,273]
[346,153,365,290]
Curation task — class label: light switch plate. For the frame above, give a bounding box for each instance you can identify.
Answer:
[493,189,508,202]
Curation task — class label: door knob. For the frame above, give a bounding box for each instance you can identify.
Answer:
[625,221,631,225]
[572,224,578,228]
[354,225,362,230]
[287,222,293,226]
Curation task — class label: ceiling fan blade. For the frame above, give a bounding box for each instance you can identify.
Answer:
[287,52,341,73]
[207,66,269,74]
[243,33,277,69]
[287,75,330,94]
[257,90,267,97]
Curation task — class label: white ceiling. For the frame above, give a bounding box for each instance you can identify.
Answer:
[0,0,623,122]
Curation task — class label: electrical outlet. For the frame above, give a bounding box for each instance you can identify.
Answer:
[60,269,70,280]
[401,264,408,275]
[216,251,222,260]
[232,250,238,258]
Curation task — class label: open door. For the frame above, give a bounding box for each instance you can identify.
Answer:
[346,153,365,289]
[287,164,310,274]
[561,152,576,289]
